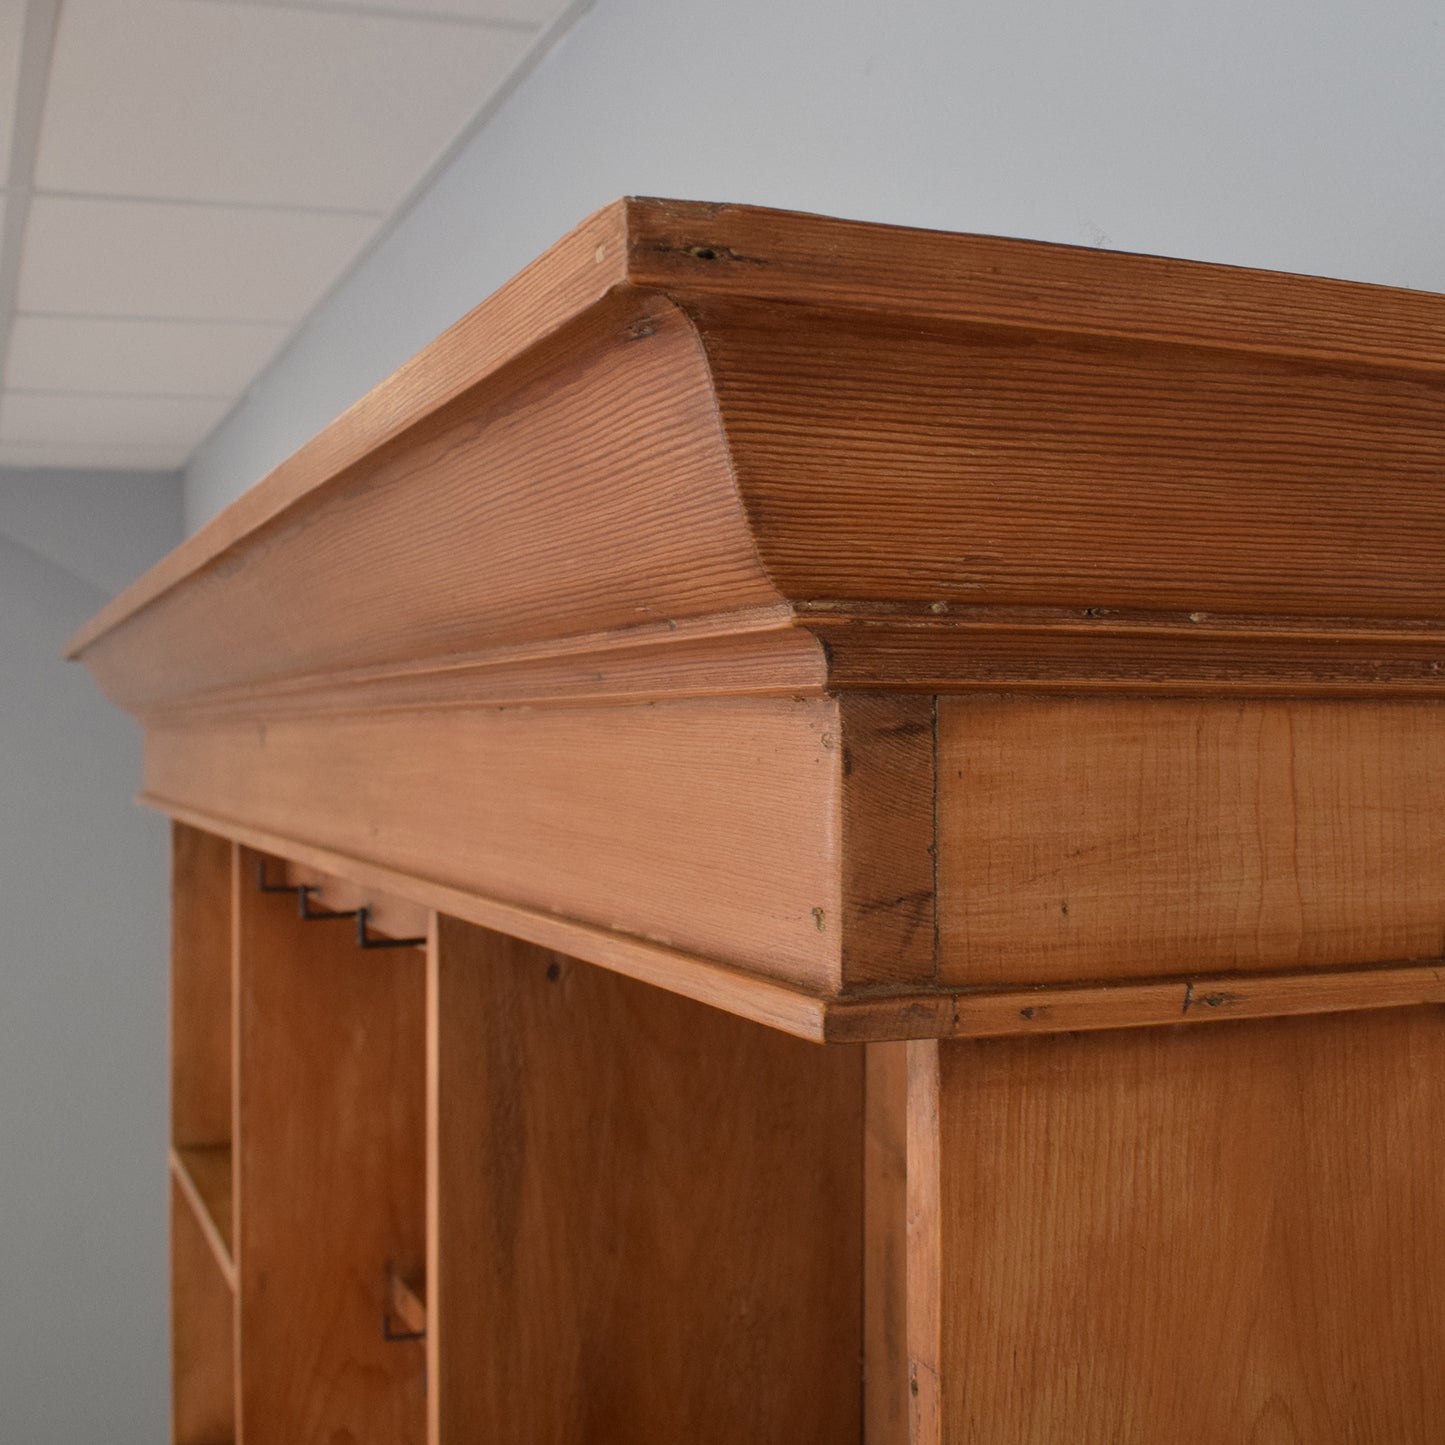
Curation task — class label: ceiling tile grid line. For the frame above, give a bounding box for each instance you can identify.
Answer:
[176,0,596,474]
[0,0,590,470]
[8,389,242,399]
[0,0,64,418]
[189,0,547,33]
[18,310,321,325]
[37,187,384,216]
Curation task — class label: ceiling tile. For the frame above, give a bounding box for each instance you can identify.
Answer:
[0,5,23,188]
[19,196,376,321]
[36,0,535,211]
[0,391,232,451]
[0,440,191,470]
[216,0,573,24]
[7,316,290,396]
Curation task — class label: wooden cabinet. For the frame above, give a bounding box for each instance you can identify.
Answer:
[72,199,1445,1442]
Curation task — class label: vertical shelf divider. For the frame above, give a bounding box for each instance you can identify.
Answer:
[170,822,238,1444]
[234,846,427,1445]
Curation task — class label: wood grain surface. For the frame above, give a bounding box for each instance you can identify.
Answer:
[910,1009,1445,1443]
[171,823,233,1149]
[425,915,864,1444]
[626,198,1445,374]
[69,194,1445,683]
[235,847,426,1445]
[146,697,845,988]
[864,1041,910,1445]
[692,294,1445,620]
[77,293,783,718]
[839,695,936,988]
[71,197,1445,716]
[939,696,1445,985]
[154,609,822,719]
[810,607,1445,697]
[171,1172,236,1445]
[149,695,949,998]
[149,794,850,1038]
[154,798,1445,1044]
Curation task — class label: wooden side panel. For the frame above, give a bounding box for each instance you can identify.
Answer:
[171,1173,235,1445]
[236,848,426,1445]
[172,823,233,1148]
[148,698,844,989]
[425,915,863,1444]
[938,696,1445,985]
[840,695,936,988]
[916,1010,1445,1443]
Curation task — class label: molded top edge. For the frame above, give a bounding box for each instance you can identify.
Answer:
[67,195,1445,659]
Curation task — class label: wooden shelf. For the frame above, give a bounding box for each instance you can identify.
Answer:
[170,1144,234,1290]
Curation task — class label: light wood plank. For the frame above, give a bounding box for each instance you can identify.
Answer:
[914,1011,1445,1442]
[426,914,863,1443]
[148,698,844,989]
[235,848,425,1445]
[149,797,842,1039]
[938,696,1445,985]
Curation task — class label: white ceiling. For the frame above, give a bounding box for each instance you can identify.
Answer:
[0,0,584,471]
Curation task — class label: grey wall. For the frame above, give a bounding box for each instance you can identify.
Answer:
[0,467,182,1444]
[187,0,1445,524]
